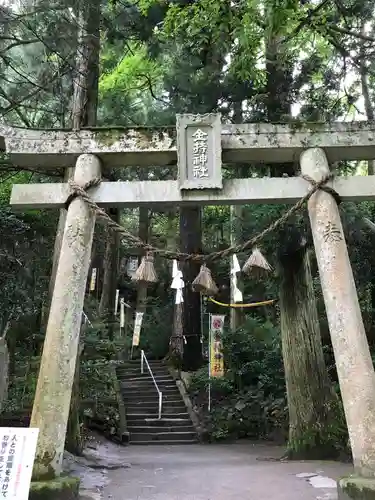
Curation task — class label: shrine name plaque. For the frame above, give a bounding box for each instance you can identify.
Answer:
[177,113,222,190]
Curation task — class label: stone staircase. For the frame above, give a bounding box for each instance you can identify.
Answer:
[116,359,198,445]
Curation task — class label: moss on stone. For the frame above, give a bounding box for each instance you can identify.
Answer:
[28,476,79,500]
[95,129,124,146]
[95,126,174,149]
[339,476,375,500]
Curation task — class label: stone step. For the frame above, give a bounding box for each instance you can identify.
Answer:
[121,380,175,388]
[121,376,171,383]
[126,410,189,425]
[118,361,167,366]
[121,386,180,395]
[122,392,181,402]
[127,406,187,414]
[129,431,197,443]
[117,358,196,446]
[116,368,171,379]
[127,412,189,421]
[120,381,178,388]
[117,366,169,374]
[119,374,171,382]
[129,425,195,433]
[126,395,185,408]
[122,387,179,395]
[129,418,193,427]
[122,392,181,400]
[129,440,198,445]
[119,374,174,382]
[126,397,185,408]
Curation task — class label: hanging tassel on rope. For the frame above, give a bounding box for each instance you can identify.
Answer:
[242,247,272,278]
[192,264,218,296]
[132,251,158,285]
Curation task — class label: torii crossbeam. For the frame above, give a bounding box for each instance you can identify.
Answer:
[5,115,375,483]
[2,120,375,168]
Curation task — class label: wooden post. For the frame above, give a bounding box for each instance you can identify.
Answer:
[300,147,375,477]
[30,154,101,480]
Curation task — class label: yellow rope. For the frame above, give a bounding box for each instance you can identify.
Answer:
[208,297,277,308]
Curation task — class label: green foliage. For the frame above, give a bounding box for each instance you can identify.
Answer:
[99,42,165,125]
[100,44,161,94]
[189,318,288,441]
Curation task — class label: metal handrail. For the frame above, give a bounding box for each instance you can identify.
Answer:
[141,350,163,420]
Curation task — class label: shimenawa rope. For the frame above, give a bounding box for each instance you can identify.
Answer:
[65,172,336,263]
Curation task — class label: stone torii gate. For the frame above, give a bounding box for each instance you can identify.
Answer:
[4,116,375,497]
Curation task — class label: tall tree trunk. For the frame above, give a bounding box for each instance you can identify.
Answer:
[63,0,100,455]
[165,209,183,371]
[180,207,203,370]
[48,0,100,310]
[99,209,120,339]
[136,205,150,315]
[135,171,151,353]
[230,204,244,331]
[265,14,340,457]
[359,32,375,336]
[359,25,374,177]
[230,103,245,331]
[279,236,343,458]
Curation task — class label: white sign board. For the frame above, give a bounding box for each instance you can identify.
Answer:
[132,312,144,347]
[120,298,125,328]
[126,257,138,278]
[0,427,39,500]
[89,268,97,291]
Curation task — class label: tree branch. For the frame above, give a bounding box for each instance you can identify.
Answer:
[328,25,375,43]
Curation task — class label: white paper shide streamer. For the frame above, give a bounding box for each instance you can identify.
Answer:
[231,254,243,303]
[120,298,125,328]
[115,289,120,316]
[171,259,184,304]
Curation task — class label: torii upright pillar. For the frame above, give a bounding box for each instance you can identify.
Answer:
[30,154,101,480]
[301,147,375,478]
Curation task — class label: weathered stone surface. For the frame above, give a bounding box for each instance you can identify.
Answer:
[2,121,375,168]
[28,476,79,500]
[10,175,375,210]
[338,476,375,499]
[30,154,101,480]
[177,113,222,189]
[301,147,375,477]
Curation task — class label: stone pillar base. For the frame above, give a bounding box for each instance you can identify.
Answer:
[29,476,79,500]
[338,476,375,499]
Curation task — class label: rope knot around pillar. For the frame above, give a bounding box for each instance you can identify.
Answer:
[301,173,342,205]
[64,177,102,210]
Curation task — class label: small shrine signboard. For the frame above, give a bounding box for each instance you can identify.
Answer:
[0,427,39,499]
[209,314,225,378]
[176,113,222,190]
